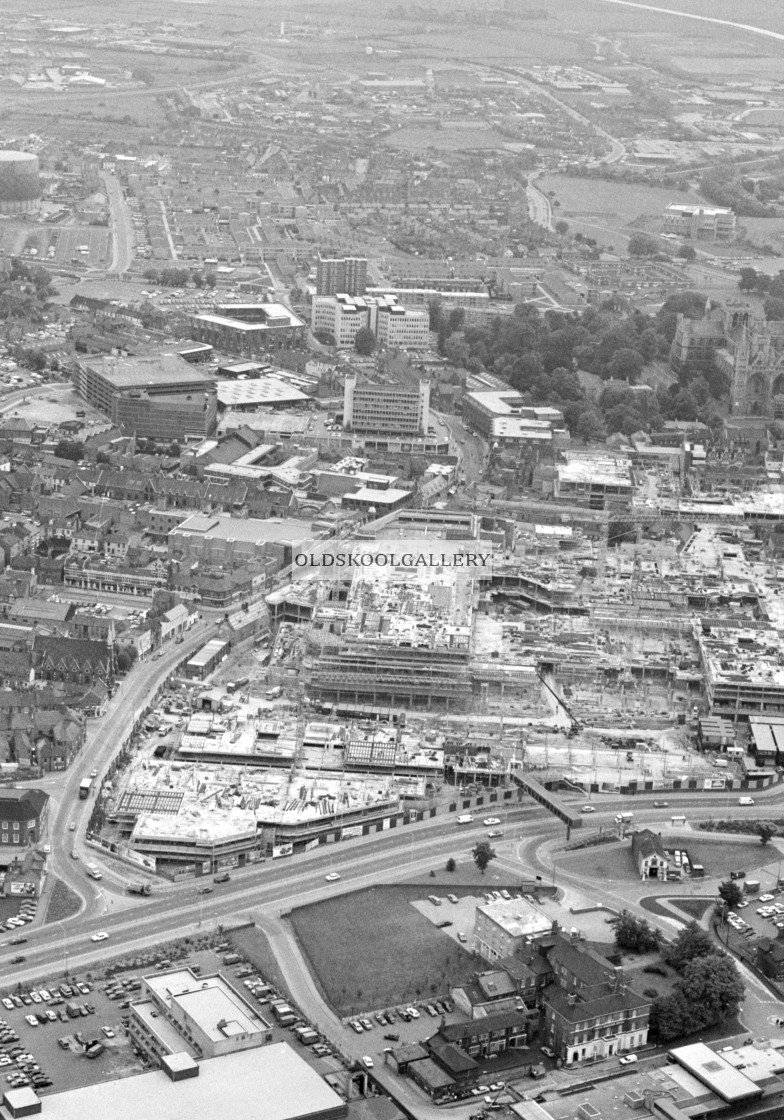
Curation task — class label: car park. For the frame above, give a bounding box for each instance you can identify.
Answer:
[359,1019,373,1032]
[349,1021,363,1033]
[23,1017,37,1028]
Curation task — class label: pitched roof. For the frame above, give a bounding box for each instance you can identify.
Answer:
[0,788,49,820]
[632,828,667,861]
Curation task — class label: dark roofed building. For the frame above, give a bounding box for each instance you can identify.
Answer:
[632,828,670,880]
[0,788,49,847]
[32,635,114,687]
[543,982,650,1067]
[756,936,784,981]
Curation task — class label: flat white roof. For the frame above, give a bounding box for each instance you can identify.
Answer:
[670,1042,762,1102]
[216,379,309,406]
[35,1042,347,1120]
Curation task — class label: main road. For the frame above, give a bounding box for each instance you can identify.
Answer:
[100,171,134,275]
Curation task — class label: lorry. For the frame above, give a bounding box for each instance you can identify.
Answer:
[614,812,634,825]
[85,863,102,881]
[126,882,152,897]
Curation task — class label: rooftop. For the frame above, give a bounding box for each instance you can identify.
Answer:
[86,353,214,391]
[478,896,552,939]
[33,1042,347,1120]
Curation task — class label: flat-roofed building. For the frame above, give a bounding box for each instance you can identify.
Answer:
[185,638,229,680]
[74,352,217,439]
[474,897,552,963]
[463,390,563,445]
[129,967,273,1061]
[669,1042,762,1103]
[376,303,430,349]
[169,513,315,570]
[316,252,367,297]
[190,303,306,358]
[344,374,430,436]
[554,452,633,511]
[30,1042,348,1120]
[663,203,737,241]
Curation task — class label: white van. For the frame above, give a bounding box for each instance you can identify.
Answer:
[738,796,755,806]
[456,814,474,825]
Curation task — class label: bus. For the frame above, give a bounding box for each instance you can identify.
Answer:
[79,778,93,800]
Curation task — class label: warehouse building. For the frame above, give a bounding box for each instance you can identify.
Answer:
[24,1042,348,1120]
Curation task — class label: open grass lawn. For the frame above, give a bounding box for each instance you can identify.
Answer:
[667,897,714,921]
[289,884,483,1017]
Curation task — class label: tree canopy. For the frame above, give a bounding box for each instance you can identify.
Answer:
[611,910,662,953]
[472,841,496,875]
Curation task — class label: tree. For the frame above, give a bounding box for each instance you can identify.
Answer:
[677,245,697,261]
[717,880,744,909]
[628,233,660,258]
[738,267,759,291]
[555,219,569,235]
[663,920,715,972]
[54,439,84,462]
[354,327,376,356]
[764,297,784,321]
[604,347,644,383]
[168,442,181,458]
[612,910,662,953]
[757,822,776,846]
[472,841,496,875]
[575,407,606,443]
[676,954,744,1024]
[446,857,456,873]
[649,990,692,1042]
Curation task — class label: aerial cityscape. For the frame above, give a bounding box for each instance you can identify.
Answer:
[0,1,783,1118]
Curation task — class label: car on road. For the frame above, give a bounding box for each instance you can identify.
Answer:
[361,1056,374,1069]
[580,805,596,813]
[540,1046,555,1058]
[760,894,775,902]
[102,1027,115,1039]
[738,797,755,806]
[8,938,26,946]
[487,830,503,838]
[324,873,341,883]
[90,932,109,943]
[10,957,25,965]
[483,818,501,826]
[213,873,230,884]
[458,932,468,943]
[198,886,213,895]
[68,822,75,831]
[90,769,98,778]
[653,801,669,808]
[619,1054,638,1065]
[70,851,79,860]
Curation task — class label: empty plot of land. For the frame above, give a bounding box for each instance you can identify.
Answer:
[289,884,477,1017]
[383,126,507,151]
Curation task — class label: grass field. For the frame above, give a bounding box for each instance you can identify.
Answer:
[42,879,82,925]
[558,835,775,883]
[289,883,485,1017]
